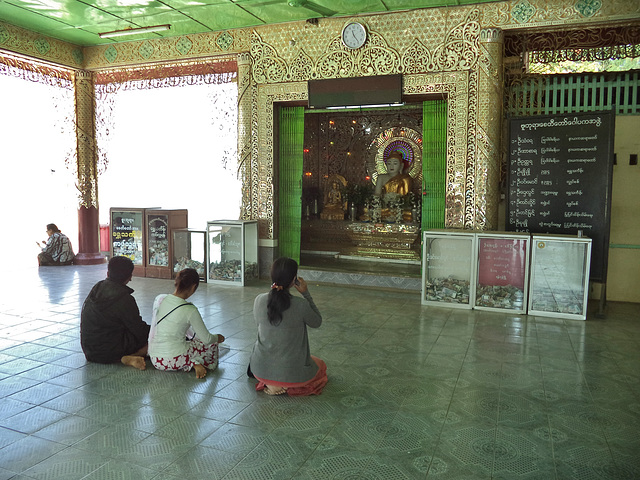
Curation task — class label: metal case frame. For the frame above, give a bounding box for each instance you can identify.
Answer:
[422,230,477,309]
[206,220,259,286]
[528,234,592,321]
[474,232,530,314]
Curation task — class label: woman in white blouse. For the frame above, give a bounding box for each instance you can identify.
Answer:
[149,268,225,379]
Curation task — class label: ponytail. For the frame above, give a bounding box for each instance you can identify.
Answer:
[266,257,298,325]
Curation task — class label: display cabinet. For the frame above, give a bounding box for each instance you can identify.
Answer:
[110,208,147,277]
[528,234,592,320]
[172,229,207,281]
[422,230,476,308]
[206,220,259,286]
[474,232,530,314]
[145,209,188,279]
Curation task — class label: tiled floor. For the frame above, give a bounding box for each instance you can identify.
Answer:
[1,264,639,479]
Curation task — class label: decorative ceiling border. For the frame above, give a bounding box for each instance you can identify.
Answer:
[0,50,73,85]
[504,23,640,64]
[93,56,237,84]
[0,22,83,67]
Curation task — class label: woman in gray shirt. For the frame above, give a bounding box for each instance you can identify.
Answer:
[249,257,327,396]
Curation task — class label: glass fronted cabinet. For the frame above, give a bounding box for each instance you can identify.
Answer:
[474,232,530,314]
[145,209,188,279]
[206,220,258,286]
[422,230,476,308]
[528,234,592,320]
[172,229,206,281]
[110,208,147,277]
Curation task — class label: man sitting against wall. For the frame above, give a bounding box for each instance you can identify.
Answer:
[80,256,150,370]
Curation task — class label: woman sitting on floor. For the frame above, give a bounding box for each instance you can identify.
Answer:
[148,268,225,379]
[249,257,327,396]
[37,223,75,266]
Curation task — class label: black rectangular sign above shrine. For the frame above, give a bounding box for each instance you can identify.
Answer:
[506,111,614,283]
[307,74,402,109]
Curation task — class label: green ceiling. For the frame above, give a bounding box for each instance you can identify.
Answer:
[0,0,502,47]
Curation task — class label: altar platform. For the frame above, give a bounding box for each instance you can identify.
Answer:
[300,219,422,291]
[299,252,422,291]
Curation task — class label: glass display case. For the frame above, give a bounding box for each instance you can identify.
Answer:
[172,229,207,281]
[206,220,259,286]
[145,209,188,279]
[422,230,476,308]
[528,234,592,320]
[110,208,146,277]
[474,232,530,314]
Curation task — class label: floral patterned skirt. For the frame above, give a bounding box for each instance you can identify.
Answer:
[151,338,219,372]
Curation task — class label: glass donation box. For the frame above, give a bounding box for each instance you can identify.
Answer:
[110,208,147,277]
[474,232,530,314]
[422,230,476,308]
[172,229,207,281]
[206,220,259,286]
[528,234,592,321]
[145,209,188,279]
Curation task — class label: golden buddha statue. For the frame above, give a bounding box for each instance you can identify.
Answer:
[320,174,347,220]
[374,151,413,196]
[373,151,414,222]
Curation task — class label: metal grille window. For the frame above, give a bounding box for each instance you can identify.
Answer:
[507,71,640,116]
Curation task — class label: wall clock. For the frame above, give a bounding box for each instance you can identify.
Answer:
[341,22,367,49]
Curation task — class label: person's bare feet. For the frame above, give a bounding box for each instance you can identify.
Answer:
[264,385,287,395]
[121,355,146,370]
[194,364,207,379]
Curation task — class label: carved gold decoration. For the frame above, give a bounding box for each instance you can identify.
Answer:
[251,31,288,84]
[481,0,640,29]
[237,52,254,222]
[0,50,73,84]
[505,24,640,62]
[75,70,99,208]
[254,71,472,238]
[0,21,82,67]
[476,28,504,230]
[93,57,236,84]
[249,9,480,84]
[83,29,251,69]
[346,223,421,261]
[255,82,307,239]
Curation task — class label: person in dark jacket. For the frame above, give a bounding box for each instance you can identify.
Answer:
[80,256,150,370]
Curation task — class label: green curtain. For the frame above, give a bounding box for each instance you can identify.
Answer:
[278,106,305,263]
[422,100,447,231]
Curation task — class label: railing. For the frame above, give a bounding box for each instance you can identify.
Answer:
[507,71,640,116]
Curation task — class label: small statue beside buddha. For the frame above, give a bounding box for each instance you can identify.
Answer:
[320,174,347,220]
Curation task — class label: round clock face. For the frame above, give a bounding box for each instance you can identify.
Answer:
[341,22,367,49]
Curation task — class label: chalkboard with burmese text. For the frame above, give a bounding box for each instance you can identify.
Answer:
[506,111,614,283]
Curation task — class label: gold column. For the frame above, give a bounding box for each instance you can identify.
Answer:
[237,52,255,221]
[74,69,104,264]
[476,28,504,230]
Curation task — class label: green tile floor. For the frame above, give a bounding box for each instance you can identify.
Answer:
[0,264,638,479]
